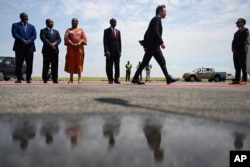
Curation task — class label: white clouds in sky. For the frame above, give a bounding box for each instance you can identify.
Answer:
[0,0,249,78]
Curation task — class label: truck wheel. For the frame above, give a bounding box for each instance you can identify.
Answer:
[4,77,10,81]
[0,72,4,81]
[214,75,221,82]
[189,76,196,82]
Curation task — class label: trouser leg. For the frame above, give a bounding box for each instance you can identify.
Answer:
[154,49,171,79]
[15,51,25,80]
[233,53,241,81]
[133,52,152,81]
[51,54,59,81]
[106,57,114,81]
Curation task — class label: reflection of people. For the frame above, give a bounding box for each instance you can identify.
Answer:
[12,121,36,151]
[145,64,152,82]
[125,61,132,82]
[132,5,178,85]
[11,12,37,83]
[103,116,120,151]
[233,131,246,150]
[64,18,87,84]
[65,122,84,147]
[143,121,164,162]
[231,18,249,85]
[137,61,142,81]
[40,121,59,145]
[40,18,61,83]
[103,18,122,84]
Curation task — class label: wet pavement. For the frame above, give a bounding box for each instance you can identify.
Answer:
[0,81,250,167]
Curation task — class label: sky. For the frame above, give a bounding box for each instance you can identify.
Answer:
[0,0,249,78]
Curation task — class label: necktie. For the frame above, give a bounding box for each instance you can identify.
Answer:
[23,23,27,32]
[50,28,53,35]
[113,29,116,39]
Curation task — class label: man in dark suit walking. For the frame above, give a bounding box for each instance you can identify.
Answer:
[40,19,61,83]
[103,18,122,84]
[132,5,178,85]
[11,12,37,83]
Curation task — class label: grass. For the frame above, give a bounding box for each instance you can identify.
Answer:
[29,76,169,82]
[8,76,248,82]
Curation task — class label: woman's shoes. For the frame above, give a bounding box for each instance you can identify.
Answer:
[68,80,73,84]
[78,79,82,84]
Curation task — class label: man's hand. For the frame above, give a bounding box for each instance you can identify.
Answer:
[23,40,29,46]
[105,52,111,58]
[50,43,56,49]
[161,43,166,49]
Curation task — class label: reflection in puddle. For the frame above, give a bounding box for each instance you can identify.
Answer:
[0,113,249,167]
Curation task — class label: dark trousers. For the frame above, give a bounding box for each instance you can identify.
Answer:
[42,53,59,82]
[106,54,120,82]
[133,48,170,81]
[233,52,247,81]
[126,70,131,81]
[15,49,33,81]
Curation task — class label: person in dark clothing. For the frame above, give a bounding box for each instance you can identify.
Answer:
[40,19,61,83]
[11,12,37,83]
[131,5,178,85]
[231,18,249,84]
[103,18,122,84]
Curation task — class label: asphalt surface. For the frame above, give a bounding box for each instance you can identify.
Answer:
[0,81,250,122]
[0,81,250,167]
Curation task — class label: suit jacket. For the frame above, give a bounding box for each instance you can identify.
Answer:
[140,16,164,49]
[103,27,122,56]
[40,28,61,54]
[232,27,249,52]
[11,21,37,52]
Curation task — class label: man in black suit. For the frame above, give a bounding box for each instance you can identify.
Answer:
[132,5,178,85]
[231,18,249,84]
[103,18,122,84]
[40,19,61,83]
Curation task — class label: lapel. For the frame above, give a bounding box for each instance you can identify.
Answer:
[18,22,26,33]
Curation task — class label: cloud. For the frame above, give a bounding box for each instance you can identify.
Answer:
[1,0,250,78]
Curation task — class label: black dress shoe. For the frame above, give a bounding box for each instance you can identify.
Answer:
[26,80,31,83]
[43,81,48,83]
[114,81,121,84]
[108,81,113,84]
[229,81,240,84]
[132,80,145,84]
[53,81,59,84]
[167,78,178,84]
[15,80,22,83]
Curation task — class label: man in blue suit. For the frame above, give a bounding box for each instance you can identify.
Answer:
[40,19,61,83]
[11,12,37,83]
[132,5,178,85]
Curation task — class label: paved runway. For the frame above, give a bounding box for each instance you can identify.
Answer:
[0,81,250,167]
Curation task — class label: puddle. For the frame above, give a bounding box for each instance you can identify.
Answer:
[0,113,249,167]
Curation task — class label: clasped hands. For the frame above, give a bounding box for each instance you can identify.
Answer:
[50,43,57,50]
[71,42,82,48]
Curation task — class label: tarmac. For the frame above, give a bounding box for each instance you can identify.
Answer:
[0,81,250,167]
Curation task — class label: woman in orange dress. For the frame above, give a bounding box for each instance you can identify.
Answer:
[64,18,87,83]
